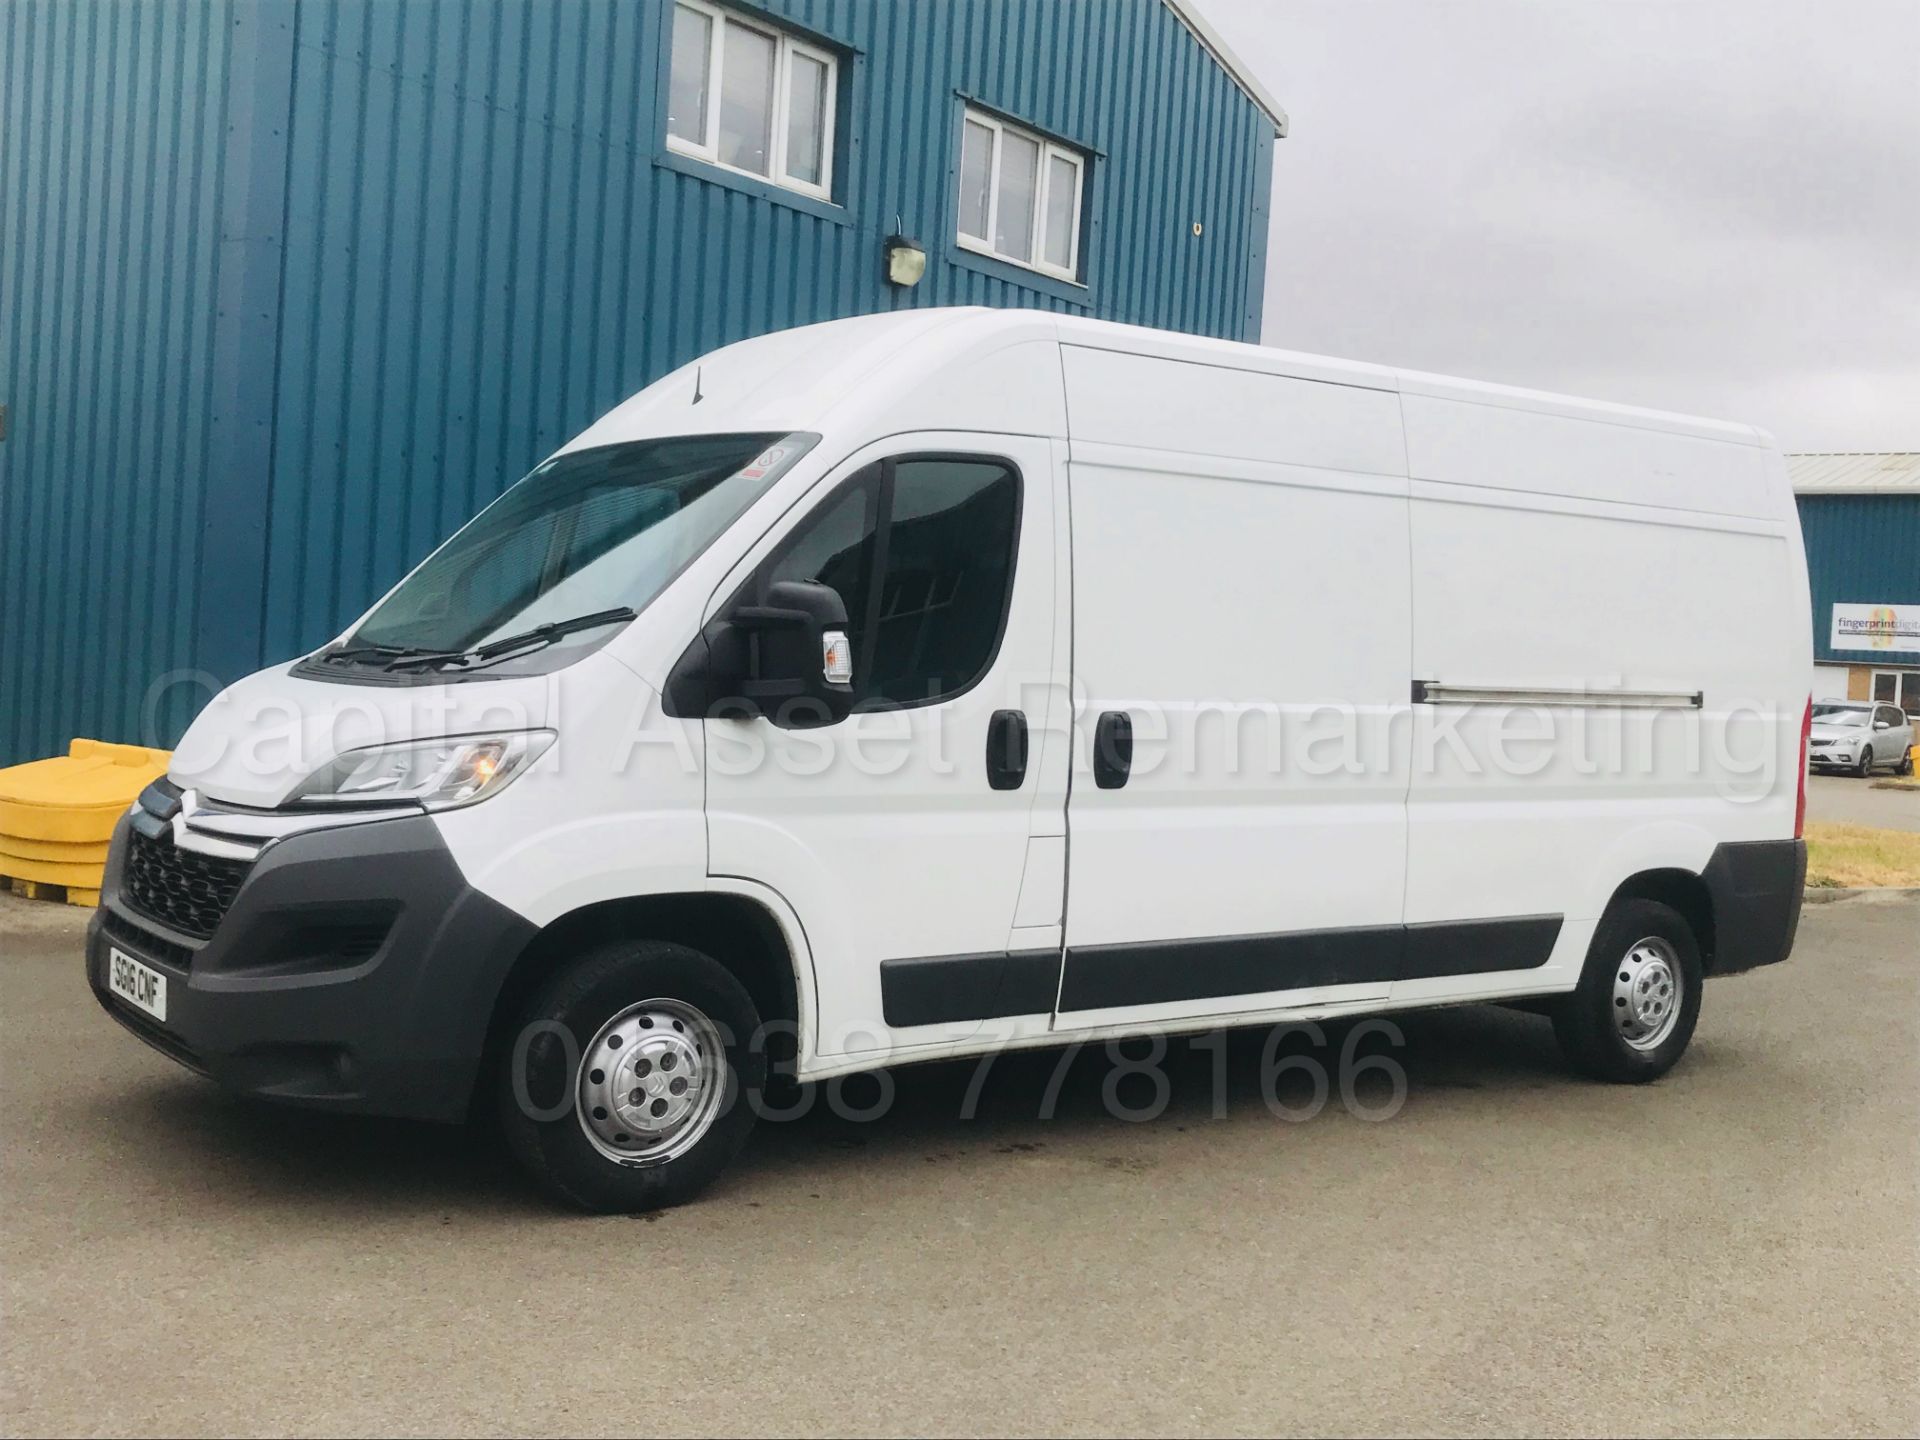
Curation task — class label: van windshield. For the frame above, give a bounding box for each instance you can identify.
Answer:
[327,433,812,674]
[1811,704,1869,727]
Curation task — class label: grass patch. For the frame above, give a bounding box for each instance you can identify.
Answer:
[1803,822,1920,889]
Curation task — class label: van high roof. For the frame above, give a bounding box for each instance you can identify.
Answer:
[568,308,1770,456]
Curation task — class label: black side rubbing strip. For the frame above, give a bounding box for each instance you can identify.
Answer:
[1056,914,1562,1013]
[880,949,1064,1027]
[1401,914,1563,979]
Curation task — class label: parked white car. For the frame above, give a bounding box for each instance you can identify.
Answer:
[88,309,1813,1212]
[1807,701,1916,777]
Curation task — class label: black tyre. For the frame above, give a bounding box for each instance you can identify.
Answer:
[1552,899,1703,1083]
[1899,747,1914,778]
[498,939,764,1213]
[1854,745,1874,778]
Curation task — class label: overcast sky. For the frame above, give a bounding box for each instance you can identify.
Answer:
[1193,0,1919,452]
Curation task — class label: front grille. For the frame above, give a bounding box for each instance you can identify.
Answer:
[102,909,198,970]
[123,826,252,940]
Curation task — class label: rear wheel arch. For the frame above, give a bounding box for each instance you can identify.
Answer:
[1603,867,1715,970]
[1553,896,1704,1082]
[472,892,803,1118]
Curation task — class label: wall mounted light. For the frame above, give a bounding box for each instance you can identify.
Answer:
[885,234,927,287]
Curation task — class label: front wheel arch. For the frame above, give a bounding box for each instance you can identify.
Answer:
[471,892,802,1121]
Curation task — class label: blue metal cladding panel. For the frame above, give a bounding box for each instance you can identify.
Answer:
[0,0,237,764]
[1797,495,1920,666]
[1,0,1274,761]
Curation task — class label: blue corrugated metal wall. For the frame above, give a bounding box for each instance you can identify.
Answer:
[1,0,239,762]
[1797,495,1920,666]
[2,0,1276,763]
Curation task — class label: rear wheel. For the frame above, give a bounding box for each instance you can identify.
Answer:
[498,939,764,1213]
[1899,746,1914,777]
[1552,899,1703,1083]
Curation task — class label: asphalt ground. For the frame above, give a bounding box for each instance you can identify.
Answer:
[1806,770,1920,831]
[1,889,1914,1437]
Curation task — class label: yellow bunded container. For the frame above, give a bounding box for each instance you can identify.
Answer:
[0,739,171,906]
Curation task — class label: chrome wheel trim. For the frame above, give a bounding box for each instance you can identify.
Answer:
[575,998,727,1166]
[1613,937,1683,1051]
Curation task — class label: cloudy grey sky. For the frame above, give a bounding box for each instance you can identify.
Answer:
[1193,0,1919,451]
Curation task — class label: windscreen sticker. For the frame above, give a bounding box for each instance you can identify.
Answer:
[737,444,790,480]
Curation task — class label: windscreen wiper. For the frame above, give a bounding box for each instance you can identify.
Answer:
[315,642,438,666]
[383,607,637,672]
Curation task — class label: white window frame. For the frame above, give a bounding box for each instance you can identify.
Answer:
[667,0,838,204]
[956,105,1085,283]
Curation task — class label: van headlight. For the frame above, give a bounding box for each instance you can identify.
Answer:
[288,731,555,810]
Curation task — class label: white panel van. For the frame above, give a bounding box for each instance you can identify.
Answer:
[88,310,1813,1211]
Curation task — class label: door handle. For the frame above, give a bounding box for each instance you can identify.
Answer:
[987,709,1029,791]
[1093,710,1133,789]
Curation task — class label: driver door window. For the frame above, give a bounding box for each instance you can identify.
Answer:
[754,455,1021,707]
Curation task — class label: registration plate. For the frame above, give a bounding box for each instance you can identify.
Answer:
[108,946,168,1022]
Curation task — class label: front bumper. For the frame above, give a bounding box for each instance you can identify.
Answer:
[1807,750,1858,768]
[86,806,535,1122]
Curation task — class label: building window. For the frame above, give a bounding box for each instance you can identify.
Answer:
[667,0,837,201]
[956,106,1084,281]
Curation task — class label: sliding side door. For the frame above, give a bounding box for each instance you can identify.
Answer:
[1053,347,1414,1032]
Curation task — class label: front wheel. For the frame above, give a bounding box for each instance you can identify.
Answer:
[1552,899,1703,1083]
[498,939,765,1213]
[1854,745,1875,778]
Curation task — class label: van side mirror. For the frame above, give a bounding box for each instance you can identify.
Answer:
[707,580,856,729]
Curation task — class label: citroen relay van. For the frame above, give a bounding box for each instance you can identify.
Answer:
[87,309,1812,1212]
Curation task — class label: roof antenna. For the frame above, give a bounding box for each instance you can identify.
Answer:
[691,364,704,405]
